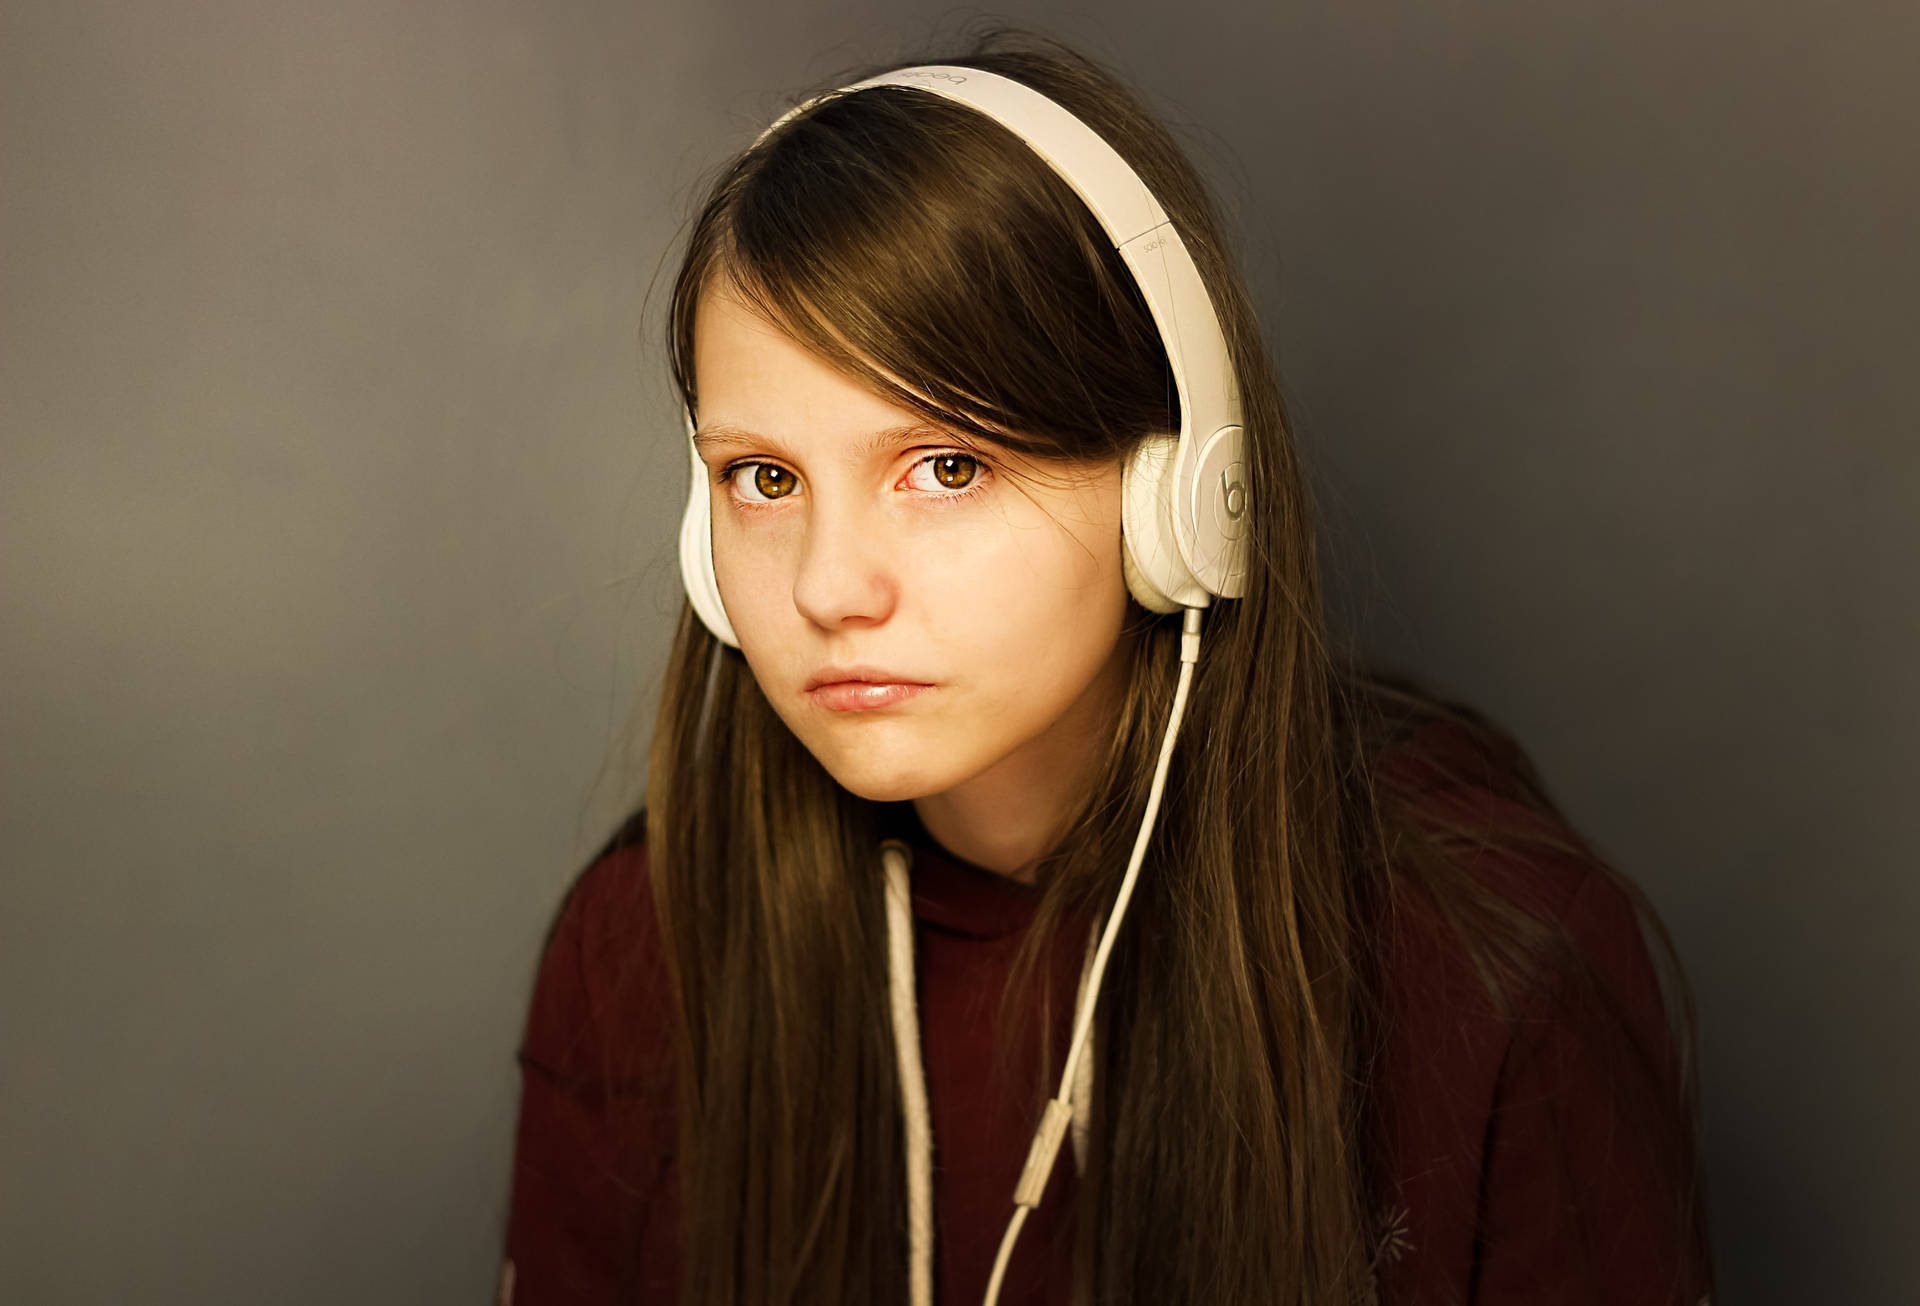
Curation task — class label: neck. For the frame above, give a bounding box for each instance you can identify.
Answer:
[911,635,1130,885]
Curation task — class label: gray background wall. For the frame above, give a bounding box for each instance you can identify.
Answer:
[2,1,1911,1302]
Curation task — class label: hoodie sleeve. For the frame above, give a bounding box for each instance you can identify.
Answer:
[1470,868,1713,1306]
[503,842,681,1305]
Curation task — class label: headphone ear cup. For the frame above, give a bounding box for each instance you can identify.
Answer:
[1121,435,1210,613]
[1120,540,1173,615]
[678,439,741,648]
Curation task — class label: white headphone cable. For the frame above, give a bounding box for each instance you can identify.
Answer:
[883,606,1206,1306]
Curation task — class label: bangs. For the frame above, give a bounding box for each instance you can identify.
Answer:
[668,85,1178,469]
[709,250,1016,458]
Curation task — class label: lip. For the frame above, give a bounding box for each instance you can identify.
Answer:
[803,665,930,692]
[808,681,932,712]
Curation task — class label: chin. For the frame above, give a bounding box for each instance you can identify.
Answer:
[810,740,954,804]
[830,773,931,804]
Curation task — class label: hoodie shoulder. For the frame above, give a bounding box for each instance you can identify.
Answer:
[519,820,675,1094]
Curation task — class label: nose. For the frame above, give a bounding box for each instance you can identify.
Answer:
[789,490,898,632]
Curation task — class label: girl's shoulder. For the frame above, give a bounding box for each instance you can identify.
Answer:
[507,816,682,1300]
[519,811,673,1092]
[1363,704,1684,1113]
[1361,710,1707,1302]
[1371,706,1622,931]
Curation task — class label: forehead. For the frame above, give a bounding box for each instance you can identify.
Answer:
[692,285,916,443]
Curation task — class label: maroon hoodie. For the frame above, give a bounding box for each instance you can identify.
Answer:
[501,718,1712,1305]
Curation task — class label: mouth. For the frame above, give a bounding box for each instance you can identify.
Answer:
[805,680,933,712]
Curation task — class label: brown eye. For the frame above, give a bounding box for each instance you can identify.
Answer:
[929,454,978,490]
[748,464,795,500]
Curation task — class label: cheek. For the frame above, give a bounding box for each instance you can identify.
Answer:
[951,510,1127,670]
[710,512,788,626]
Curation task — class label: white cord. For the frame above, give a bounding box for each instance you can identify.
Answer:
[886,605,1206,1306]
[883,841,935,1306]
[980,605,1204,1306]
[887,840,1102,1306]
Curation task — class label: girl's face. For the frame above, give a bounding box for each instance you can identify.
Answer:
[692,285,1132,810]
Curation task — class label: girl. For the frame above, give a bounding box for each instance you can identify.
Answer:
[503,28,1713,1306]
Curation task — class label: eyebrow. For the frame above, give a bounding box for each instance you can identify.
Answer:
[690,421,958,461]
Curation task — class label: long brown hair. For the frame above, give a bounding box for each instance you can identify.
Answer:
[638,25,1710,1305]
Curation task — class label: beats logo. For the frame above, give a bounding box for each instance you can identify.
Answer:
[1221,468,1246,520]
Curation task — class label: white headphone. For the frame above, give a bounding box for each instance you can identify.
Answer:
[676,64,1251,648]
[673,65,1251,1306]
